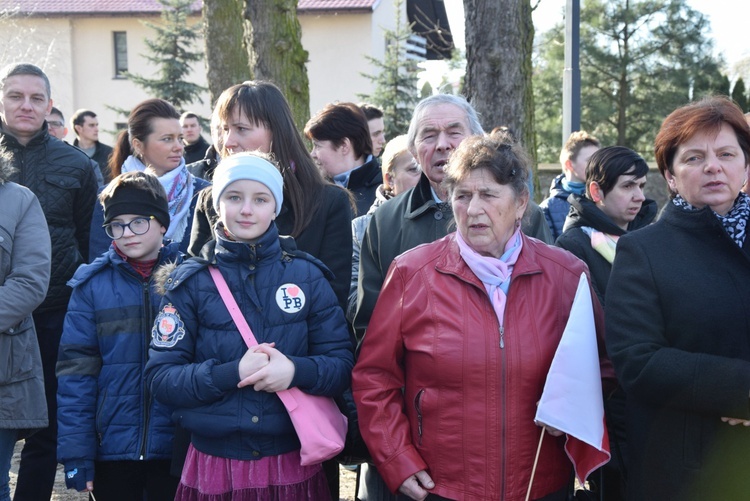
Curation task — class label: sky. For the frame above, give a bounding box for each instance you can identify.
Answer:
[441,0,749,71]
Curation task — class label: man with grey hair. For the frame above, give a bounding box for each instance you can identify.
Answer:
[0,62,97,500]
[354,94,550,340]
[353,94,482,334]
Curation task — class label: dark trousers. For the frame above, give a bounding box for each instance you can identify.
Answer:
[91,459,178,501]
[13,309,65,501]
[323,459,339,500]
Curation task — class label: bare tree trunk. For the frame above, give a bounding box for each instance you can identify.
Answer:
[463,0,539,196]
[203,0,252,107]
[244,0,310,130]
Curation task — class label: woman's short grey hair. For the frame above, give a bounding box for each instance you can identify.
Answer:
[443,131,530,200]
[407,94,484,153]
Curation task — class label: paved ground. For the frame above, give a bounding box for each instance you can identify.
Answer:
[9,440,358,500]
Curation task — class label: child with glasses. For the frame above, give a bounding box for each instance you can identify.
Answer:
[56,171,183,499]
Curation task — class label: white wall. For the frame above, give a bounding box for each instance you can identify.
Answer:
[0,3,404,143]
[0,14,211,145]
[300,0,399,114]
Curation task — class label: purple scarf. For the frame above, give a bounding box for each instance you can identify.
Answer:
[456,226,523,329]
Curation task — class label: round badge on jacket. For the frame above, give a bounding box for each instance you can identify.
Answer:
[275,283,306,313]
[152,303,186,348]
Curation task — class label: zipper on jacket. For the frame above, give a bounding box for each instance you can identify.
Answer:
[499,312,508,499]
[414,389,425,445]
[96,387,107,446]
[139,280,152,460]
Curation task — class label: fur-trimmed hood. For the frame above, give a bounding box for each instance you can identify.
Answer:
[0,149,16,184]
[153,260,180,296]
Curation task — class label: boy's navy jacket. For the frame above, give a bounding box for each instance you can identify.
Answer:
[144,223,353,461]
[56,241,183,473]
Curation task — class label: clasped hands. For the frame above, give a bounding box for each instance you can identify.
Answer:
[237,342,295,392]
[721,416,750,426]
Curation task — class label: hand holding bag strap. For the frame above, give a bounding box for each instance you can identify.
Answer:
[209,266,258,348]
[208,265,347,466]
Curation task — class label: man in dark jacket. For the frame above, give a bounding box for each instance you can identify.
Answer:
[0,62,98,501]
[354,94,551,341]
[181,111,211,165]
[71,109,113,183]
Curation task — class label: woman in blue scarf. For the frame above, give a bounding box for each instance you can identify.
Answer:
[89,99,210,258]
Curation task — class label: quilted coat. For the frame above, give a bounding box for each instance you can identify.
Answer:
[56,242,183,475]
[145,224,353,460]
[0,122,98,312]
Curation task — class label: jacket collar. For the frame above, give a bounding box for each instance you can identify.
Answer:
[184,136,209,154]
[0,120,49,150]
[434,232,543,288]
[348,155,382,189]
[213,221,282,266]
[366,184,391,215]
[564,194,657,235]
[73,137,103,153]
[68,240,182,287]
[404,173,444,219]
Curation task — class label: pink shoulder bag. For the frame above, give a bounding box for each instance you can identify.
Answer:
[209,266,347,466]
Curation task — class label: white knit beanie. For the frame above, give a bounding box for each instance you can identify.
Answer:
[212,153,284,216]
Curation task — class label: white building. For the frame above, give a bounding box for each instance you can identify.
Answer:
[0,0,452,143]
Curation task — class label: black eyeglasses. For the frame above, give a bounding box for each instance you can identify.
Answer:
[104,216,155,239]
[47,120,64,128]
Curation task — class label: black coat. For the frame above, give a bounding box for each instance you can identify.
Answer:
[183,136,211,166]
[1,123,98,312]
[555,194,656,306]
[186,145,220,182]
[605,201,750,500]
[347,156,382,218]
[74,138,113,183]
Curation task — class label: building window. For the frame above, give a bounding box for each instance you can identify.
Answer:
[114,32,128,77]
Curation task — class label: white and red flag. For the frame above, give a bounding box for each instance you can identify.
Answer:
[534,272,611,483]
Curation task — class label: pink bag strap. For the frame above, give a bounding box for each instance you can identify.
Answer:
[209,266,258,348]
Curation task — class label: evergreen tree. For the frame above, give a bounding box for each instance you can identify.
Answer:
[359,0,420,139]
[732,78,748,112]
[533,0,726,162]
[127,0,207,109]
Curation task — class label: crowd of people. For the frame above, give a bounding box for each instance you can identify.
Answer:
[0,60,749,501]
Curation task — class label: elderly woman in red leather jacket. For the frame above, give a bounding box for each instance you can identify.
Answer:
[352,132,614,501]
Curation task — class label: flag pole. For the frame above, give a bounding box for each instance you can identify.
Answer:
[526,426,546,501]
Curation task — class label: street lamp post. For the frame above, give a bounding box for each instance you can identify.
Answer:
[562,0,581,145]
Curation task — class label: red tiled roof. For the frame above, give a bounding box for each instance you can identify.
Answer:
[289,0,379,14]
[0,0,377,15]
[0,0,201,15]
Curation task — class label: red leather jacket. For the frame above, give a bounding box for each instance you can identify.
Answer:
[352,233,613,501]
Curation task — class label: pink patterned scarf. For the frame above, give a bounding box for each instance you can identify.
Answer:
[456,226,523,329]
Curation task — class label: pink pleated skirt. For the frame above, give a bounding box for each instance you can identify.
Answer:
[175,444,331,500]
